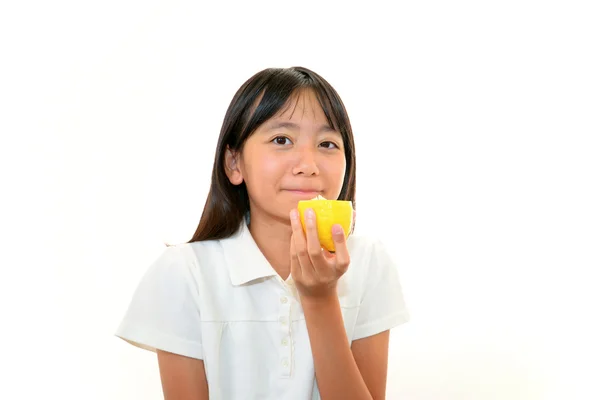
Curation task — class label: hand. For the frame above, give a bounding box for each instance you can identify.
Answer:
[289,207,351,300]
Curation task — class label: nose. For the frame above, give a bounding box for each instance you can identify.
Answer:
[292,147,319,176]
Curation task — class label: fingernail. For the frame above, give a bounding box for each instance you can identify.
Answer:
[290,209,298,220]
[332,224,343,236]
[306,208,314,220]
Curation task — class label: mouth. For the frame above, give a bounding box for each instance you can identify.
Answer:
[284,189,322,198]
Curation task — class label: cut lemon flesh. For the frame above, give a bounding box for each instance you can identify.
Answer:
[297,196,353,252]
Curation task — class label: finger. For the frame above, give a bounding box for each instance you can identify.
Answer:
[331,224,350,274]
[303,208,326,269]
[290,208,314,274]
[289,234,302,280]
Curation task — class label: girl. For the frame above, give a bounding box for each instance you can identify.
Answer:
[116,66,409,399]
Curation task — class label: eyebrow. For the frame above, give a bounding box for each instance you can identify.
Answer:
[264,121,338,134]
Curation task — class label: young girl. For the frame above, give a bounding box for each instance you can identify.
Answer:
[116,66,409,399]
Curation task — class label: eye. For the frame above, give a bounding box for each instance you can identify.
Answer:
[320,141,339,149]
[272,136,292,145]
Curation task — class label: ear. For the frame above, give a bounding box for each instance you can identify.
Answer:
[224,146,244,185]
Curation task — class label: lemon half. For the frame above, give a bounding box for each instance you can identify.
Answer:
[297,195,354,252]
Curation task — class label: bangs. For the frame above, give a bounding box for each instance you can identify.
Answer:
[233,68,350,148]
[271,87,342,133]
[312,85,345,132]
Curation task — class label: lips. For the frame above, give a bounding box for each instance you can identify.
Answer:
[284,189,322,198]
[284,188,322,193]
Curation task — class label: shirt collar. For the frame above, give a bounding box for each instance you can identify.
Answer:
[220,218,278,286]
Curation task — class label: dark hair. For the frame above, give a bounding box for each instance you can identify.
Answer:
[178,66,356,245]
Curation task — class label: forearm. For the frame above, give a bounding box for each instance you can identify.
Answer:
[302,293,373,400]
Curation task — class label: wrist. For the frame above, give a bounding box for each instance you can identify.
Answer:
[300,290,339,310]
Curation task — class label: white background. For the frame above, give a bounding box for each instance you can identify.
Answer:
[1,1,599,399]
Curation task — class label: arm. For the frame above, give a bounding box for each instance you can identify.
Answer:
[115,246,208,398]
[351,330,390,399]
[302,294,389,400]
[289,208,399,399]
[157,350,209,400]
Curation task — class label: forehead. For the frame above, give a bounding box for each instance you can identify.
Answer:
[274,89,329,123]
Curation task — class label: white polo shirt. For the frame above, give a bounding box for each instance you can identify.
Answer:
[116,220,409,399]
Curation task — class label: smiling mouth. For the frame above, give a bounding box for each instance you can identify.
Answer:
[285,190,322,196]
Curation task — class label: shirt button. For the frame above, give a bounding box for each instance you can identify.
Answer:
[279,316,287,325]
[280,296,288,304]
[281,338,288,346]
[282,358,289,367]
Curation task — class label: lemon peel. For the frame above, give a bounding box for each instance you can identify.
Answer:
[297,196,353,252]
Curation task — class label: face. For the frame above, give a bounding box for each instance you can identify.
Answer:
[225,89,347,224]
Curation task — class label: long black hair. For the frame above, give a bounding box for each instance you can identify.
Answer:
[183,66,357,244]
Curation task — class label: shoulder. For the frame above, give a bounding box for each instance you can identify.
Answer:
[165,239,233,286]
[138,243,201,289]
[343,233,384,282]
[346,233,388,263]
[165,239,224,265]
[344,232,400,284]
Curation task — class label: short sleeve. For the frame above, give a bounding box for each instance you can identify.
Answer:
[352,238,410,340]
[115,245,204,359]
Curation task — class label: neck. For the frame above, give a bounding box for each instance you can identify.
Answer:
[247,210,293,280]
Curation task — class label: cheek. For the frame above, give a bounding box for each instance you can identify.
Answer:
[332,155,347,180]
[321,155,346,184]
[262,157,283,175]
[244,154,283,185]
[250,157,280,179]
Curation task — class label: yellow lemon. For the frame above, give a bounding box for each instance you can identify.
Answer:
[297,196,354,252]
